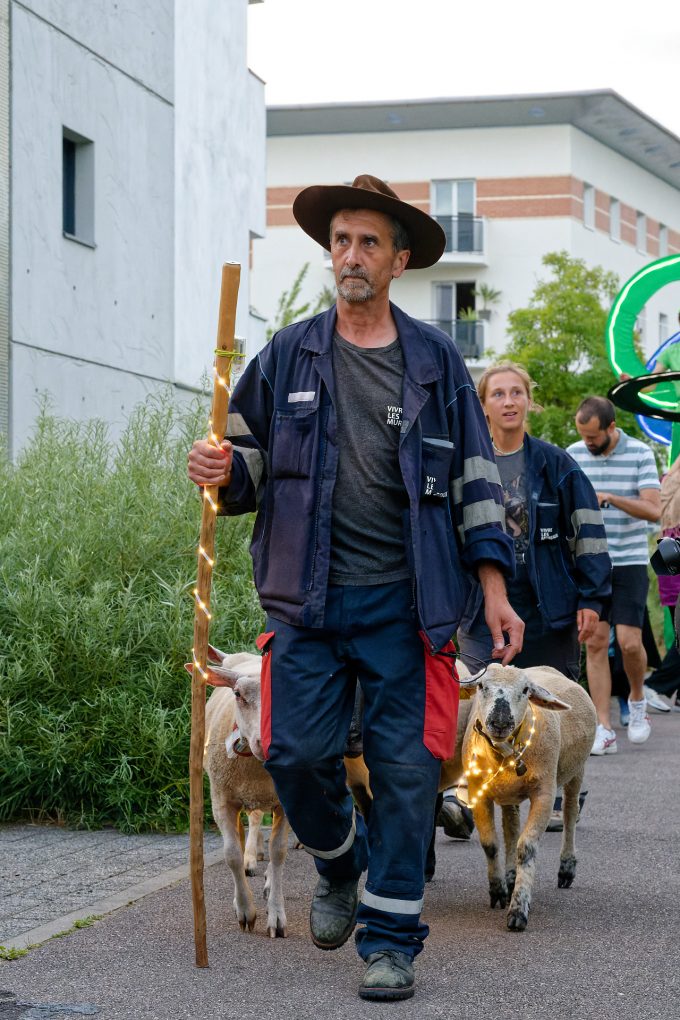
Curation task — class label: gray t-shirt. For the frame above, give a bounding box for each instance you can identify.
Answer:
[496,447,529,563]
[329,332,410,585]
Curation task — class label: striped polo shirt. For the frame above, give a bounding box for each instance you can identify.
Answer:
[566,429,659,566]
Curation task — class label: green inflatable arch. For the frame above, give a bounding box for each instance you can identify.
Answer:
[606,253,680,416]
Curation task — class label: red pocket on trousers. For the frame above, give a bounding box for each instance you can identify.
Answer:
[256,631,275,760]
[419,633,460,761]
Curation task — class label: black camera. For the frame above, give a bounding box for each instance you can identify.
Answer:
[650,536,680,576]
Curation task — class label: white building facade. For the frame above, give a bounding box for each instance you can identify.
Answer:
[253,92,680,378]
[0,0,266,457]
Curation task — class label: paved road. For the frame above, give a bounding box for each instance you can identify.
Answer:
[2,703,679,1019]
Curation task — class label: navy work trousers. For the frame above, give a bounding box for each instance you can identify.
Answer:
[262,580,447,960]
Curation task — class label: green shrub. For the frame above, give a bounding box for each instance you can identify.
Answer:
[0,396,263,831]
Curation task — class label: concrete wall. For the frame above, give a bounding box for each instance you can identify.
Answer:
[9,0,264,456]
[11,1,173,452]
[173,0,265,389]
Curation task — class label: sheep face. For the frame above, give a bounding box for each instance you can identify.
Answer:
[223,670,266,762]
[187,648,266,760]
[464,664,570,742]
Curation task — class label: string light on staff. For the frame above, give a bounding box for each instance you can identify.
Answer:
[188,265,242,970]
[190,344,246,681]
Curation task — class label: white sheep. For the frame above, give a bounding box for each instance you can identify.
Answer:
[190,647,290,939]
[191,646,373,939]
[458,662,596,932]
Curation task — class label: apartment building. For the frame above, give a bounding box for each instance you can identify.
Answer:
[253,90,680,377]
[0,0,266,456]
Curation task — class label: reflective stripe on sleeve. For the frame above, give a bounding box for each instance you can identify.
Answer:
[457,498,506,539]
[575,537,609,557]
[238,446,264,491]
[303,809,356,860]
[361,890,424,915]
[570,508,604,530]
[226,413,251,437]
[451,456,502,505]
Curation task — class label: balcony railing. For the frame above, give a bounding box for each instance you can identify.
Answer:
[434,215,484,255]
[425,320,484,359]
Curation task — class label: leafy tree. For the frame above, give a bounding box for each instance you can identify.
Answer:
[504,251,643,448]
[266,263,335,340]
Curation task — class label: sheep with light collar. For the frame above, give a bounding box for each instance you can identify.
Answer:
[459,662,596,932]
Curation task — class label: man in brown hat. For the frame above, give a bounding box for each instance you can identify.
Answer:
[188,175,522,1001]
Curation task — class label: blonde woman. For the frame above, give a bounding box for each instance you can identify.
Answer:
[458,363,611,680]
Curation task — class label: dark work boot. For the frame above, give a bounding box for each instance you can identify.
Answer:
[309,875,359,950]
[359,950,415,1001]
[437,793,474,840]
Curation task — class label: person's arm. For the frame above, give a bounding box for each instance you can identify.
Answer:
[560,460,612,642]
[596,487,660,522]
[187,345,274,514]
[477,563,524,665]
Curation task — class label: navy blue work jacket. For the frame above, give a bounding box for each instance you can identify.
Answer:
[220,303,514,652]
[460,433,612,633]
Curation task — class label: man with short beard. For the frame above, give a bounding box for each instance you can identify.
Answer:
[569,396,660,752]
[188,175,522,1001]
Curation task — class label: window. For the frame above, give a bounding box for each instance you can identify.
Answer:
[431,281,481,357]
[659,313,669,343]
[431,179,479,252]
[659,224,669,257]
[582,183,595,229]
[636,212,646,253]
[609,198,620,242]
[433,282,455,333]
[62,127,95,246]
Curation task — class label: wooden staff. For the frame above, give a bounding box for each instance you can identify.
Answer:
[190,262,241,967]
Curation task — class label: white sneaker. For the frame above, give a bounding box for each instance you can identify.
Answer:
[643,685,671,713]
[627,699,651,744]
[591,723,617,755]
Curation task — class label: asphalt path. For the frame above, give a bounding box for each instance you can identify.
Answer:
[2,705,679,1020]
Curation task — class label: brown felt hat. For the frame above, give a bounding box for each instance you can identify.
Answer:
[292,174,446,270]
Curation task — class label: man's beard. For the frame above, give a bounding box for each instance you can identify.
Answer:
[587,434,612,456]
[337,266,375,303]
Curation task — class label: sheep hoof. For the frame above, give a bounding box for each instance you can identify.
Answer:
[235,907,257,932]
[558,855,576,888]
[489,878,508,909]
[267,922,287,939]
[245,863,257,877]
[506,907,528,931]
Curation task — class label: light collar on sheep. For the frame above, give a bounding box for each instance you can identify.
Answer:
[465,703,536,808]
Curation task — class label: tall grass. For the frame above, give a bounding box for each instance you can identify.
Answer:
[0,396,263,831]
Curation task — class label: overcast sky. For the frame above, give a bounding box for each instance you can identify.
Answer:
[248,0,680,139]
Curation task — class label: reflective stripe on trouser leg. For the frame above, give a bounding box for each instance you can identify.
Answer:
[265,759,369,880]
[361,889,424,914]
[303,808,356,859]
